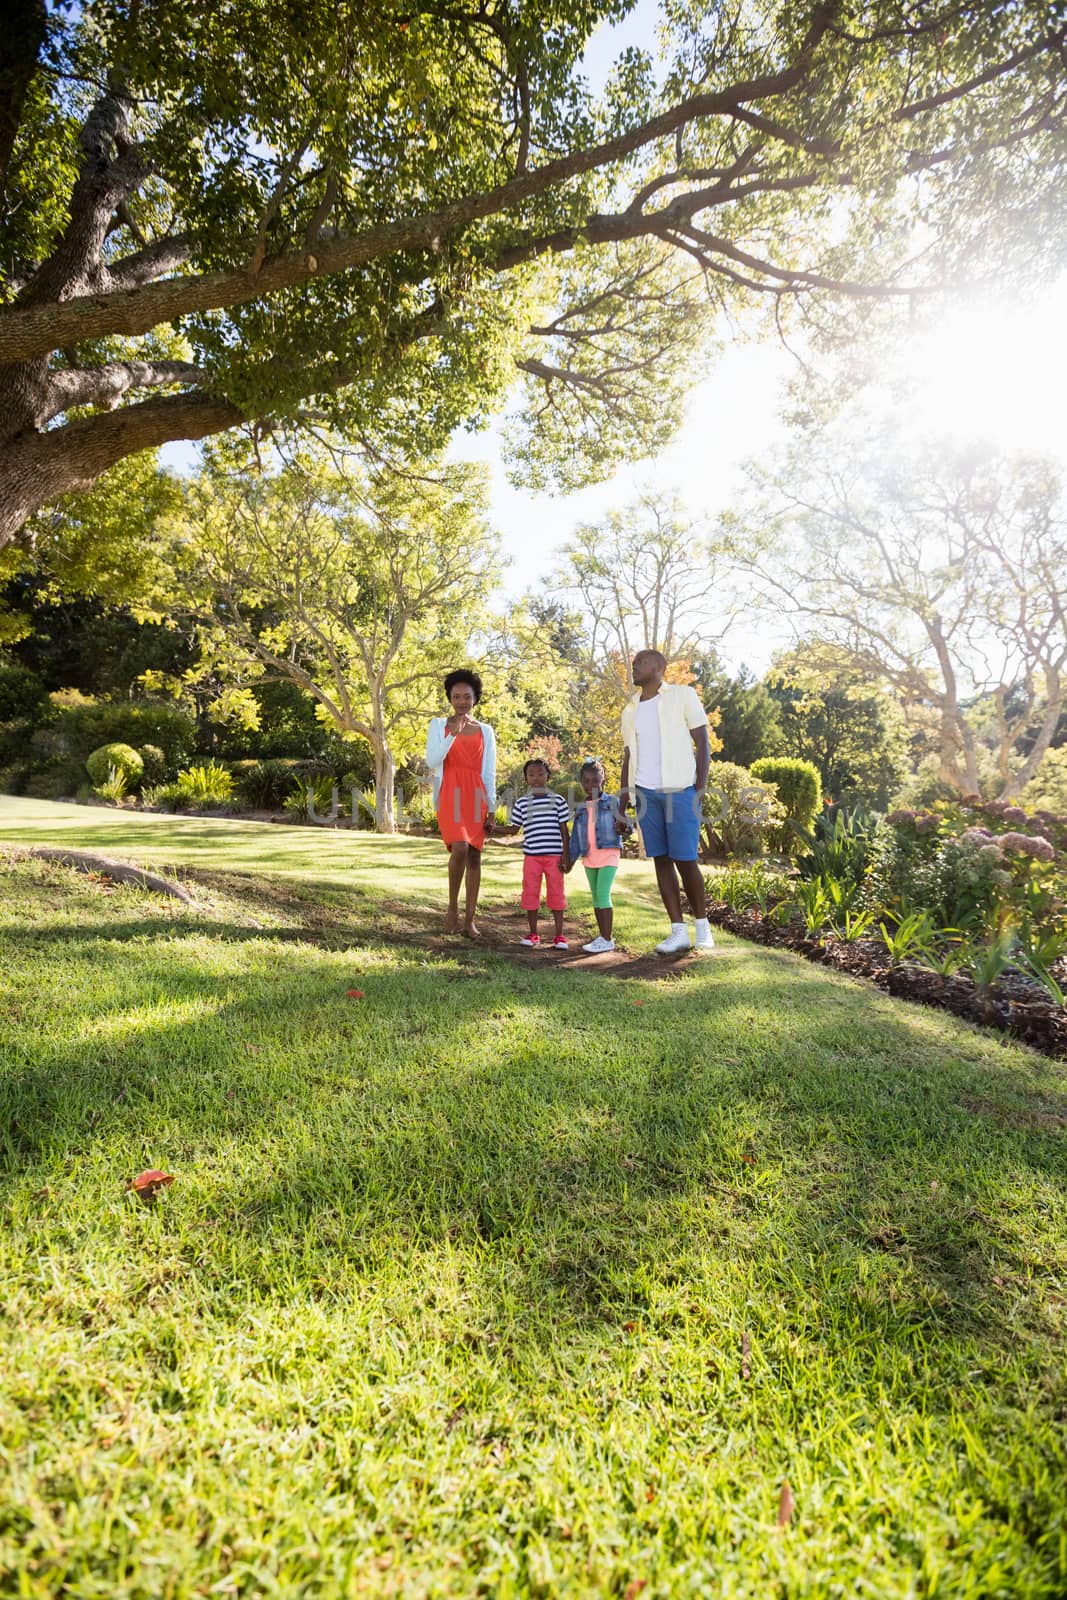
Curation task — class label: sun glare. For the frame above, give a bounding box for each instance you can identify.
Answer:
[903,276,1067,457]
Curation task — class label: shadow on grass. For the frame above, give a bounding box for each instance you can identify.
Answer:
[4,908,1067,1367]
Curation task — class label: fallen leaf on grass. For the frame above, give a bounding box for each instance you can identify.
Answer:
[245,1043,261,1055]
[740,1153,756,1166]
[128,1169,174,1202]
[346,988,366,999]
[622,1320,638,1332]
[777,1478,795,1528]
[624,1582,647,1600]
[741,1330,751,1381]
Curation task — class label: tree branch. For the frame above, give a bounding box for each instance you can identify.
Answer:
[0,10,840,363]
[105,234,194,292]
[40,359,205,426]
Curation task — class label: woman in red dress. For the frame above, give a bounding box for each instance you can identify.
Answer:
[425,668,497,936]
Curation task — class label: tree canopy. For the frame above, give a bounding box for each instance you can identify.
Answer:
[2,0,1064,547]
[161,450,500,830]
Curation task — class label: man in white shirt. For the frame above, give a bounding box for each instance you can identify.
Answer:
[619,648,714,955]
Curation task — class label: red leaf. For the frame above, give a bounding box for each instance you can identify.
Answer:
[624,1583,647,1600]
[740,1153,756,1166]
[128,1169,174,1199]
[622,1320,637,1332]
[346,988,365,999]
[777,1478,795,1528]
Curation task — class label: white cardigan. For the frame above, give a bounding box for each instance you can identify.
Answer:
[425,717,497,809]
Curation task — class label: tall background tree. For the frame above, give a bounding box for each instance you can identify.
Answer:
[729,431,1067,799]
[547,492,728,773]
[1,1,1064,547]
[164,452,500,831]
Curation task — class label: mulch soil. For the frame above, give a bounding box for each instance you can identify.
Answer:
[706,904,1067,1062]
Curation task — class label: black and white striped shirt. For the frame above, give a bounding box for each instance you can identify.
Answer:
[510,791,569,855]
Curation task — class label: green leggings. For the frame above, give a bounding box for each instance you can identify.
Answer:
[584,864,618,909]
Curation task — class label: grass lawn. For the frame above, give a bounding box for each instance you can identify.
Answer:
[1,797,1066,1597]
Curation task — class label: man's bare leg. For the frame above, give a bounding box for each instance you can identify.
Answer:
[677,859,707,919]
[653,855,683,922]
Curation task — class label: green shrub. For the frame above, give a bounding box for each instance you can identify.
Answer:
[862,813,943,915]
[138,743,168,785]
[0,761,32,795]
[232,758,300,808]
[796,806,877,892]
[750,757,822,850]
[54,700,195,766]
[22,757,84,800]
[704,860,793,911]
[86,743,144,788]
[0,719,36,766]
[0,664,51,724]
[284,774,338,821]
[702,761,785,858]
[1021,746,1067,817]
[401,785,439,832]
[173,762,234,808]
[92,765,130,802]
[141,782,184,811]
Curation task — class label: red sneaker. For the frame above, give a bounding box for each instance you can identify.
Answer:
[520,933,541,947]
[552,935,569,949]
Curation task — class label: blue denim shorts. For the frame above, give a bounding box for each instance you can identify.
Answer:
[636,785,702,862]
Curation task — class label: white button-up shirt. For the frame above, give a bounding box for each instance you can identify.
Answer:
[621,683,708,791]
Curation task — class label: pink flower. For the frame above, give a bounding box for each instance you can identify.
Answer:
[1001,806,1027,825]
[998,832,1056,861]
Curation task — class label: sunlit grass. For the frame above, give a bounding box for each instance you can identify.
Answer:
[1,802,1066,1596]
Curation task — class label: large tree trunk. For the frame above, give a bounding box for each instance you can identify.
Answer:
[372,738,396,834]
[998,670,1064,799]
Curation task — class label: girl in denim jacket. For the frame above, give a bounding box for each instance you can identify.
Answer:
[566,759,631,952]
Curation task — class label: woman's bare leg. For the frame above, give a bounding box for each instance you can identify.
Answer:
[463,846,482,936]
[446,842,468,932]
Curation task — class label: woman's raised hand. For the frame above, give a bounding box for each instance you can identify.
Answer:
[445,711,472,736]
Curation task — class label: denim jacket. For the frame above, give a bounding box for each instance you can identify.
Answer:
[570,792,629,859]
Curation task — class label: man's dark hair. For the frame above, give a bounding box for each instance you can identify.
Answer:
[638,648,667,669]
[523,757,549,780]
[443,667,482,704]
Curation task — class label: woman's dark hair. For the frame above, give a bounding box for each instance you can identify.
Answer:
[443,668,482,705]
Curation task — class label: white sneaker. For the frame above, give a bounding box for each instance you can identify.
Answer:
[694,929,715,953]
[655,927,692,955]
[582,935,615,954]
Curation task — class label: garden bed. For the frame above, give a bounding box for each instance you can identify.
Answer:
[706,904,1067,1060]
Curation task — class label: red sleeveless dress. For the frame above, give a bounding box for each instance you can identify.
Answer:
[437,729,487,850]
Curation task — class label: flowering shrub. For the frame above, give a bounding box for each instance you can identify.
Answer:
[702,762,785,858]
